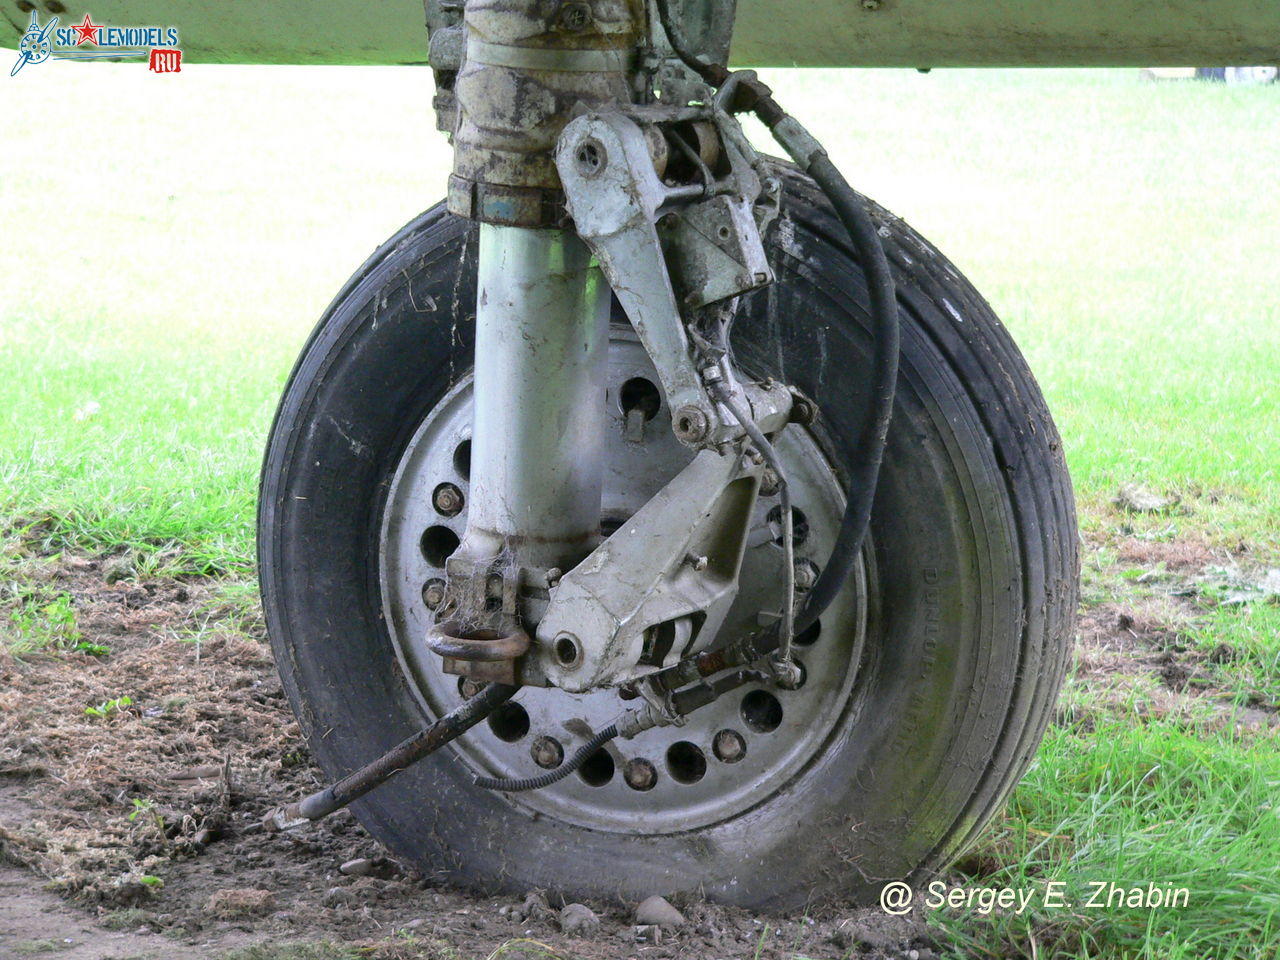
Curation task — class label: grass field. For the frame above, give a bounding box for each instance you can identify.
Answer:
[2,65,1279,959]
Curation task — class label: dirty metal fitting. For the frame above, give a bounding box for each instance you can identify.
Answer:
[449,0,644,227]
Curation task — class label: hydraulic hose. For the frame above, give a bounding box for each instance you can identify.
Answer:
[654,2,900,631]
[784,151,899,632]
[474,723,619,792]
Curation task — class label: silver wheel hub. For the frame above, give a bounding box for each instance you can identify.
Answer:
[381,329,865,833]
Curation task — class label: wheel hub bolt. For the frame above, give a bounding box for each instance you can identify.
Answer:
[624,757,657,791]
[713,729,746,763]
[422,578,448,610]
[433,482,464,517]
[459,678,485,700]
[793,559,820,592]
[531,736,564,769]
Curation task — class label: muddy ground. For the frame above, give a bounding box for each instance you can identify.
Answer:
[0,540,1274,960]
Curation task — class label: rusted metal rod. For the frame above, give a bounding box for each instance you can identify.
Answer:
[265,682,517,829]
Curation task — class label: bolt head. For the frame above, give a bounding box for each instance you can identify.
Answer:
[433,482,464,517]
[624,758,657,791]
[558,1,592,31]
[793,559,820,592]
[672,405,710,443]
[712,729,746,763]
[788,395,819,426]
[422,579,447,610]
[531,736,564,769]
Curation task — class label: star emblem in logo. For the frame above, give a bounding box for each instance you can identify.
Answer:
[72,13,102,46]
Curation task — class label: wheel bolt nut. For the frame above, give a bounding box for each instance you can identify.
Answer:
[624,758,657,791]
[793,559,820,592]
[433,482,464,517]
[531,736,564,769]
[422,578,447,610]
[459,678,485,700]
[713,729,746,764]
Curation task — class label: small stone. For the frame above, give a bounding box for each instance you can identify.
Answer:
[498,905,510,916]
[339,858,373,877]
[559,902,599,936]
[204,888,276,919]
[909,951,920,960]
[322,886,351,907]
[634,923,663,943]
[403,919,425,931]
[1115,483,1175,514]
[517,889,553,922]
[635,895,685,928]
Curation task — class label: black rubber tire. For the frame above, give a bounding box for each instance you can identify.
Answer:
[259,167,1077,910]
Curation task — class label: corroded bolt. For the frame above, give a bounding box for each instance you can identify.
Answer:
[433,482,464,517]
[793,559,820,592]
[713,729,746,764]
[624,758,657,791]
[685,553,709,571]
[531,736,564,769]
[672,405,710,443]
[459,678,485,700]
[558,1,592,31]
[422,578,447,611]
[788,395,818,426]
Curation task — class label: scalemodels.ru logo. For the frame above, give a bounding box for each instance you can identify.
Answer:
[10,10,182,77]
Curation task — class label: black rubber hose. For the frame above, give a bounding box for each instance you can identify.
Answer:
[653,2,899,629]
[474,723,619,792]
[789,153,899,632]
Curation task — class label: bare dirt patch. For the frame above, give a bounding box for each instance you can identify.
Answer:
[0,559,934,959]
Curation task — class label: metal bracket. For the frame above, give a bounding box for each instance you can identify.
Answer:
[535,445,763,692]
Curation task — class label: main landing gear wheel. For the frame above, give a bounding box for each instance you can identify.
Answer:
[259,167,1078,910]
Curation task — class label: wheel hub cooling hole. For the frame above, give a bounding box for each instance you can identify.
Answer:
[452,438,471,480]
[578,748,615,786]
[488,702,530,742]
[420,525,460,567]
[767,505,810,547]
[741,690,783,733]
[619,377,661,420]
[795,619,821,647]
[666,741,707,784]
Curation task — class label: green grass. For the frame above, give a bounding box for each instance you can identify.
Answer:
[2,64,1278,959]
[939,718,1280,959]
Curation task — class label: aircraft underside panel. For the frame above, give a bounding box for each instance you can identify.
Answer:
[3,0,1278,67]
